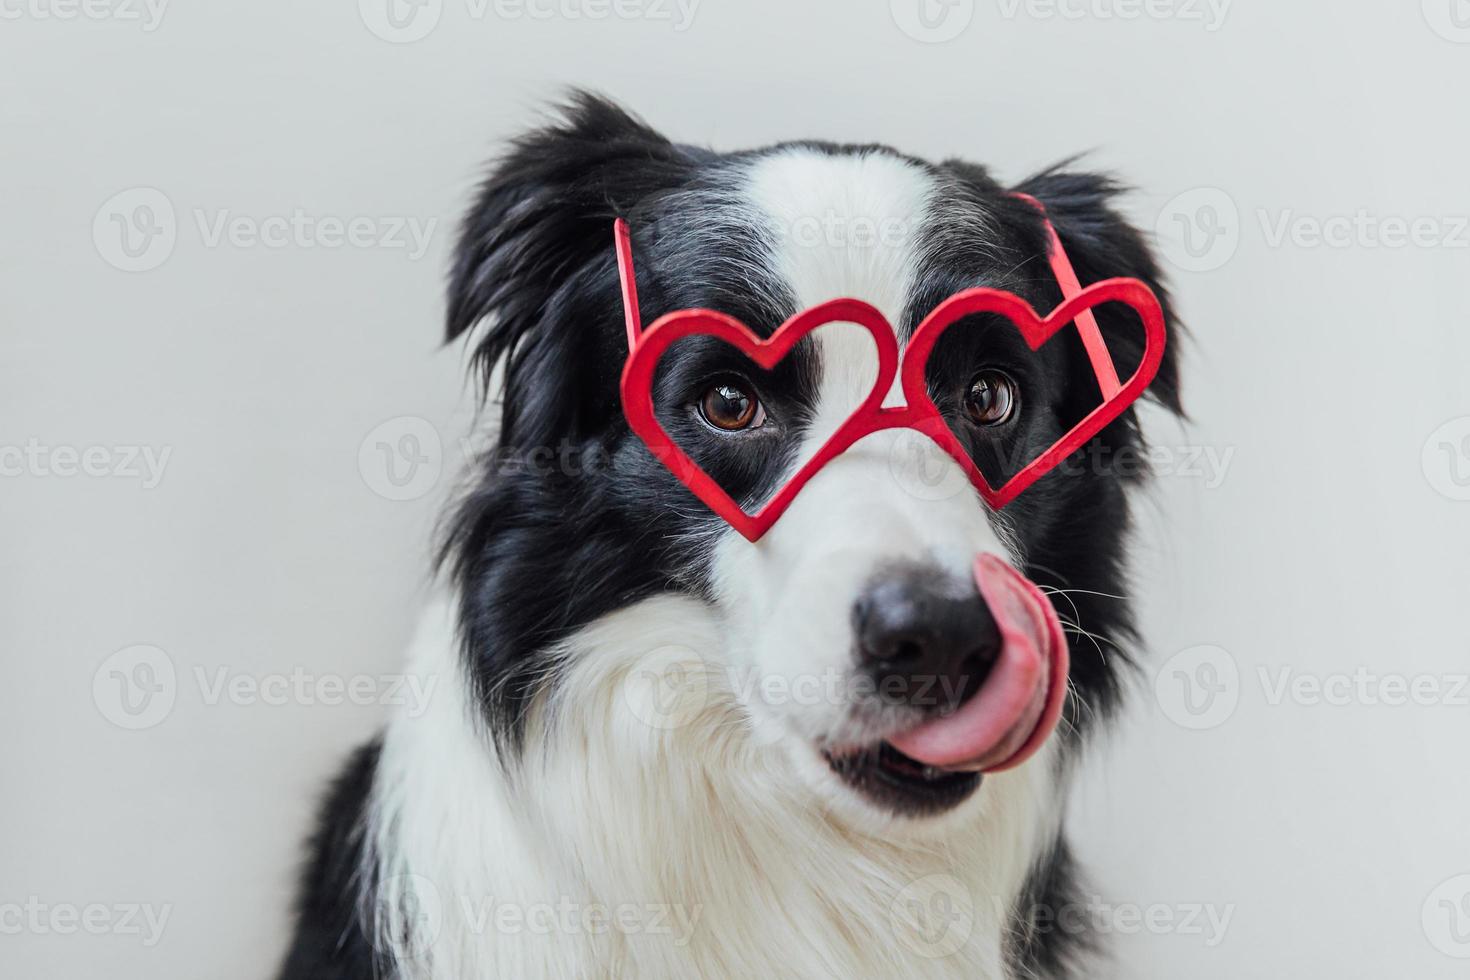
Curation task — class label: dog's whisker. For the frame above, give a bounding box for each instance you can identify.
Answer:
[1040,586,1134,602]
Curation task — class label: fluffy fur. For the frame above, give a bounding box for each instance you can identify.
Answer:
[278,93,1182,980]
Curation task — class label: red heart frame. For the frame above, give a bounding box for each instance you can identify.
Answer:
[616,206,1166,543]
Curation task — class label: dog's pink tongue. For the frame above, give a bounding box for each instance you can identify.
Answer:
[887,555,1069,774]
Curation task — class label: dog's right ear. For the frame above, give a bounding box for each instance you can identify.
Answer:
[447,92,692,447]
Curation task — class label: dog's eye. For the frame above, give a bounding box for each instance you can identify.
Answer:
[964,370,1019,427]
[698,379,766,432]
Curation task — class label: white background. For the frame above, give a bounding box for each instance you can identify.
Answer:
[3,1,1469,976]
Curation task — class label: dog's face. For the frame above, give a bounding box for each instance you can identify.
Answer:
[444,95,1180,823]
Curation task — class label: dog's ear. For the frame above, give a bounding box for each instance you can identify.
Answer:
[1009,167,1184,418]
[447,92,693,447]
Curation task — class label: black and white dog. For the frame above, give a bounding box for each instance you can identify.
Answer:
[279,93,1182,980]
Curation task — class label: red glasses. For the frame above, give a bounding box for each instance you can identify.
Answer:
[616,195,1166,542]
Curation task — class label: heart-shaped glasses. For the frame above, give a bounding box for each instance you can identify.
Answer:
[616,194,1166,542]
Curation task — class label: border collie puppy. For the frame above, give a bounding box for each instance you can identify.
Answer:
[279,93,1182,980]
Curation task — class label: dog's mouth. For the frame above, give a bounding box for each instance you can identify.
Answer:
[821,556,1069,818]
[822,742,984,817]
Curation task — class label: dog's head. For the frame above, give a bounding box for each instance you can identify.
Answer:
[443,94,1182,822]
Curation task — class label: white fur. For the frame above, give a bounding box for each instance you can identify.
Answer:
[370,596,1059,979]
[717,149,1027,749]
[366,148,1063,979]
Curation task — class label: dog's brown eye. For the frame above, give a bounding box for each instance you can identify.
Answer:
[964,371,1019,426]
[699,380,765,432]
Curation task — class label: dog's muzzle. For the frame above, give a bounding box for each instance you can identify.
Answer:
[881,554,1068,774]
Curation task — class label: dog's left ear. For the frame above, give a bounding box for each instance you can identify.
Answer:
[1008,168,1185,418]
[446,92,694,449]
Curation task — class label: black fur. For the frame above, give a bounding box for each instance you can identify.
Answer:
[279,92,1184,979]
[277,742,382,979]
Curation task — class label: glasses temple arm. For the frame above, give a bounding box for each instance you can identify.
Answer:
[614,218,643,352]
[1012,194,1123,400]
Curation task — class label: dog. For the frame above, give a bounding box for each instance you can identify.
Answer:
[278,92,1182,980]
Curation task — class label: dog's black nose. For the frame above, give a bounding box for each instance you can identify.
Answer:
[852,565,1001,714]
